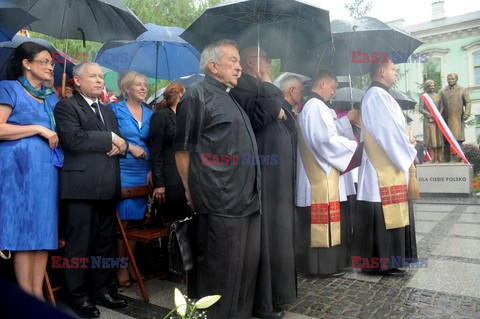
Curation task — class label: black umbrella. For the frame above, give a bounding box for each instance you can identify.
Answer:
[10,0,146,97]
[282,16,423,77]
[10,0,146,43]
[333,87,365,104]
[0,0,38,42]
[0,35,75,86]
[390,89,416,110]
[180,0,331,59]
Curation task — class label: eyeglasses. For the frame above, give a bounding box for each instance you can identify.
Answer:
[249,55,272,63]
[32,59,55,69]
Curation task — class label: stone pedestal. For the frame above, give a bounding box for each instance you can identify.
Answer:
[416,163,473,196]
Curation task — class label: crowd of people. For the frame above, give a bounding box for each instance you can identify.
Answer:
[0,39,420,319]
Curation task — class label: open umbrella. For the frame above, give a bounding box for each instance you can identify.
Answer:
[282,17,423,76]
[146,73,206,106]
[10,0,146,43]
[282,17,422,107]
[390,89,416,110]
[95,24,201,102]
[0,0,38,42]
[180,0,331,59]
[0,35,75,86]
[10,0,147,96]
[333,87,364,104]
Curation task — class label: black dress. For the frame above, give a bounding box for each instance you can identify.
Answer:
[149,106,188,223]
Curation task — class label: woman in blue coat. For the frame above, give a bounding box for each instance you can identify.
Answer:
[110,71,153,287]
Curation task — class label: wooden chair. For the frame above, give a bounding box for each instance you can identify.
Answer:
[116,185,169,303]
[44,238,66,306]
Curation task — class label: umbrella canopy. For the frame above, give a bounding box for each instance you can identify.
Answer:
[146,73,205,105]
[332,87,365,104]
[180,0,331,59]
[390,89,416,110]
[10,0,146,42]
[273,72,311,87]
[95,24,201,81]
[0,0,38,42]
[282,16,423,77]
[0,35,75,86]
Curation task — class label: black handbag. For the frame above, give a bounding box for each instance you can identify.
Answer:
[168,210,197,275]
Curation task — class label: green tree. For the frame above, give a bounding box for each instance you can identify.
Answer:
[419,59,442,93]
[344,0,373,19]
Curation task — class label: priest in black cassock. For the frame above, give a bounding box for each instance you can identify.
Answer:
[175,39,261,318]
[231,46,297,319]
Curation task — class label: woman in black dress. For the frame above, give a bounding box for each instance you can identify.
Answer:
[149,83,189,274]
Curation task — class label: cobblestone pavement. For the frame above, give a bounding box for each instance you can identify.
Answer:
[58,197,480,318]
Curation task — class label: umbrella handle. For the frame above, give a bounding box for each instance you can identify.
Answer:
[62,72,67,98]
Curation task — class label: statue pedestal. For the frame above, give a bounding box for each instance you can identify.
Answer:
[417,163,473,196]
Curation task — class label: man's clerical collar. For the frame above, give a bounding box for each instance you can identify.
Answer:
[307,91,325,103]
[370,81,390,93]
[205,75,231,92]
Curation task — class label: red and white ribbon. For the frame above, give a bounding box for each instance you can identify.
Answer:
[420,93,469,164]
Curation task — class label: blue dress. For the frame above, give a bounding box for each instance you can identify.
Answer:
[0,81,59,251]
[110,100,153,220]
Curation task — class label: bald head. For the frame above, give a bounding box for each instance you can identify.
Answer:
[239,46,271,77]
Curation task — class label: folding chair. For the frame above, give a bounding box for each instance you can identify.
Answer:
[116,185,169,303]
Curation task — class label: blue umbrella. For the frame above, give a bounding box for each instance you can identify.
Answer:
[0,0,38,42]
[95,23,201,98]
[0,35,75,86]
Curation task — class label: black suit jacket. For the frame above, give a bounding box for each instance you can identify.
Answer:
[54,93,121,200]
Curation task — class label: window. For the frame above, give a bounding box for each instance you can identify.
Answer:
[474,51,480,86]
[462,41,480,87]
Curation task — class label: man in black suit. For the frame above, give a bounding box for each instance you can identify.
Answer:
[54,62,128,318]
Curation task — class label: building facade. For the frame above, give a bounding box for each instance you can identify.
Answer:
[391,1,480,145]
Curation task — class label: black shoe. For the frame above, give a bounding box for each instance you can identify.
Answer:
[96,292,128,309]
[384,268,406,277]
[252,309,285,319]
[71,300,100,318]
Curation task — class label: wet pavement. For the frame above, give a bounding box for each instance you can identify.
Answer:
[58,197,480,318]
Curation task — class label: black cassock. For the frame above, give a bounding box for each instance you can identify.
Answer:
[231,74,297,312]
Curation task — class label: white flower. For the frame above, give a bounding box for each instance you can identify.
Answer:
[194,295,221,309]
[174,288,187,318]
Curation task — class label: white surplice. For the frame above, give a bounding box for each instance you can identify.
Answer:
[357,86,417,202]
[296,98,357,207]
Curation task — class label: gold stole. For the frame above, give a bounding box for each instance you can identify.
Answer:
[297,122,341,248]
[362,125,409,229]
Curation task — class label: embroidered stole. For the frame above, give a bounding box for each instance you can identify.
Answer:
[362,125,409,230]
[297,122,341,248]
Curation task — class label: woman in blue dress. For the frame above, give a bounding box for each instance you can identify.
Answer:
[0,42,61,299]
[110,71,153,287]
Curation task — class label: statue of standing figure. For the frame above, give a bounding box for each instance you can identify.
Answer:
[419,80,444,162]
[439,73,471,162]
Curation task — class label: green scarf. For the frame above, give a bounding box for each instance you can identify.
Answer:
[18,76,63,167]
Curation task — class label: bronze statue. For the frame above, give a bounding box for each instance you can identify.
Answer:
[439,73,471,161]
[419,80,444,162]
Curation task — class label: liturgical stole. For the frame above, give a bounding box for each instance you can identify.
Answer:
[297,122,341,248]
[362,125,409,230]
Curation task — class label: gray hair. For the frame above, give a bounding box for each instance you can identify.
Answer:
[73,62,102,77]
[278,75,302,93]
[424,79,435,91]
[199,39,237,74]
